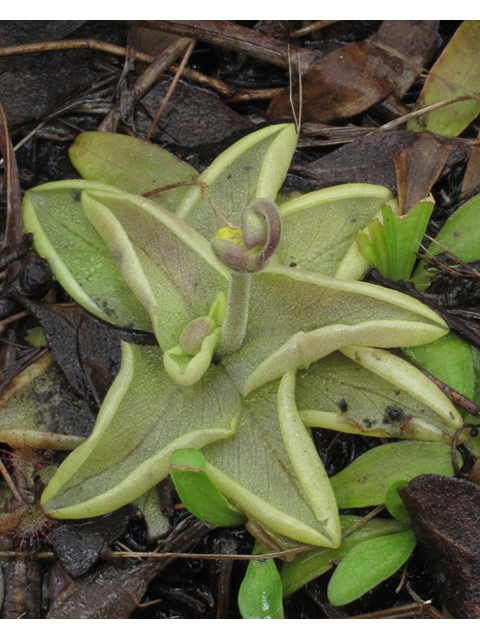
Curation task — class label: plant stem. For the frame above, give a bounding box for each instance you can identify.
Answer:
[217,274,251,358]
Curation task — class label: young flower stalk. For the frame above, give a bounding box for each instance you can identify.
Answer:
[212,198,282,358]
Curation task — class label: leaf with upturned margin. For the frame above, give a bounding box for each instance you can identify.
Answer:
[41,343,242,519]
[203,379,340,548]
[277,183,391,278]
[22,181,152,331]
[327,529,417,606]
[223,264,449,395]
[295,347,462,443]
[175,123,297,240]
[278,370,340,542]
[69,131,197,212]
[79,190,229,351]
[329,441,462,509]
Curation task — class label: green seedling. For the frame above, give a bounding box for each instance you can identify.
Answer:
[355,198,434,282]
[238,541,284,619]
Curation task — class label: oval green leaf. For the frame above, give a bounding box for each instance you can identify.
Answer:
[170,448,247,527]
[238,542,284,619]
[327,529,417,606]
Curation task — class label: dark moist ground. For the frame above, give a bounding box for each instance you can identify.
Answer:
[0,20,477,619]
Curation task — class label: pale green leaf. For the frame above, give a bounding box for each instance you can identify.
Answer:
[81,190,228,350]
[175,124,297,240]
[203,380,340,547]
[295,348,462,443]
[277,184,391,276]
[278,370,340,544]
[327,529,417,606]
[69,131,197,212]
[223,264,448,395]
[22,181,153,331]
[42,343,242,519]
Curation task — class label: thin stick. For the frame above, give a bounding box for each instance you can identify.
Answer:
[0,310,32,327]
[290,21,340,38]
[102,546,312,562]
[0,458,25,504]
[370,94,473,135]
[288,45,298,134]
[99,37,197,132]
[0,39,233,97]
[146,39,196,142]
[226,87,283,103]
[0,102,23,250]
[341,504,385,539]
[118,20,318,71]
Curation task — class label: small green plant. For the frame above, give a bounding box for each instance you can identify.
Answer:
[21,124,467,613]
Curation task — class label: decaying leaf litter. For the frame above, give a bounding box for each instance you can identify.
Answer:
[1,20,480,619]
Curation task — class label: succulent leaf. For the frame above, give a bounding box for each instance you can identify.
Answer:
[277,183,391,277]
[296,347,462,442]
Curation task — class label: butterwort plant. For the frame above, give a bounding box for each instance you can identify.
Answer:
[22,123,463,550]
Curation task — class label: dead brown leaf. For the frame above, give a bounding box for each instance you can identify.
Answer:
[292,130,466,193]
[267,20,441,124]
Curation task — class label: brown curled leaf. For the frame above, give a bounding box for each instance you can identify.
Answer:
[267,21,441,124]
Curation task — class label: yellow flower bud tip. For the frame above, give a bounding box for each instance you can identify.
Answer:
[215,226,245,246]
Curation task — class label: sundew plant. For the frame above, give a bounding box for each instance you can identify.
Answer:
[23,123,463,557]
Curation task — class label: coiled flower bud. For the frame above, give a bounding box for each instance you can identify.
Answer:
[211,198,281,274]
